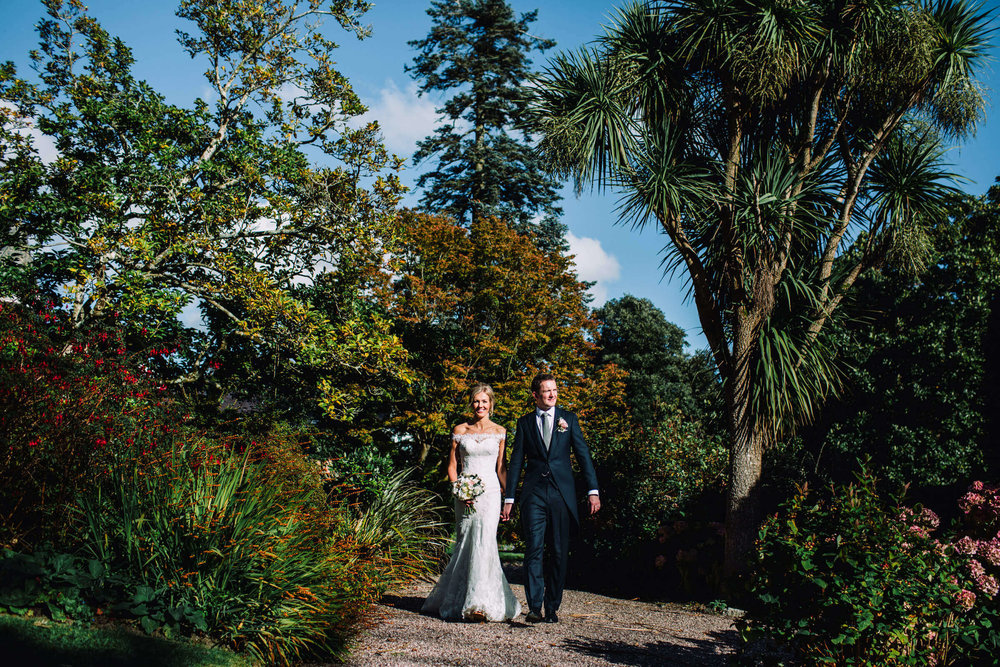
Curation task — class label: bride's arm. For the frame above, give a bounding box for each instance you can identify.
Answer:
[447,433,461,483]
[496,436,507,496]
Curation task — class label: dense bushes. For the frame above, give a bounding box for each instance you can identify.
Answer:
[0,303,446,662]
[742,469,1000,665]
[0,302,172,548]
[579,411,727,596]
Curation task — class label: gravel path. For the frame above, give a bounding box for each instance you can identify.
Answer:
[340,565,738,666]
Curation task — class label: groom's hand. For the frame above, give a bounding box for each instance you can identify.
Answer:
[587,494,601,515]
[500,502,513,522]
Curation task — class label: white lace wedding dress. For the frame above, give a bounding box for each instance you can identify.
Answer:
[422,432,521,621]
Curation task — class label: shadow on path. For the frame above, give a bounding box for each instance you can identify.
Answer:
[562,630,738,667]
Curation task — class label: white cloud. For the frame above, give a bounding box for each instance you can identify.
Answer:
[567,232,621,305]
[357,79,439,157]
[1,101,59,165]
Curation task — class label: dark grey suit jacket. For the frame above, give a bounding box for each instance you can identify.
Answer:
[506,407,599,524]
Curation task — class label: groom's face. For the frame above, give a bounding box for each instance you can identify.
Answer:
[533,380,558,410]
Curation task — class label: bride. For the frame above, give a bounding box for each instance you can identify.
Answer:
[422,383,522,622]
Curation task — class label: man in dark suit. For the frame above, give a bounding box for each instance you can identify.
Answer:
[501,373,600,623]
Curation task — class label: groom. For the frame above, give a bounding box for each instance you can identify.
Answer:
[501,373,600,623]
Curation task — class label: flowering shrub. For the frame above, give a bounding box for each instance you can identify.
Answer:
[742,469,978,666]
[0,302,173,548]
[0,302,447,661]
[941,481,1000,658]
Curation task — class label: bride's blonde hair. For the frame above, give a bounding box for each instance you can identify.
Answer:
[468,383,495,415]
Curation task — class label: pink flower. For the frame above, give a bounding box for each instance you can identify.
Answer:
[979,575,999,597]
[556,417,569,433]
[956,588,976,611]
[956,536,978,555]
[979,538,1000,567]
[960,493,986,514]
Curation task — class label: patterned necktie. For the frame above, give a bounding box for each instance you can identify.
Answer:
[541,412,552,450]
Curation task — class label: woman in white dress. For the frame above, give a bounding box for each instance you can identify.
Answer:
[422,383,522,622]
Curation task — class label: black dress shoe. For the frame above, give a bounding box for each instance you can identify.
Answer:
[525,610,543,623]
[543,611,559,623]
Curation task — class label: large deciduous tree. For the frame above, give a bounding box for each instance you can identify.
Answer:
[385,209,629,472]
[594,294,721,428]
[530,0,992,577]
[407,0,565,251]
[0,0,410,419]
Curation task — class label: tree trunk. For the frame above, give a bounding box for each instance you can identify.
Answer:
[723,315,764,584]
[724,412,764,582]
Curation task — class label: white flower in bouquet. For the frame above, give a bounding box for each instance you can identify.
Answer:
[452,473,486,514]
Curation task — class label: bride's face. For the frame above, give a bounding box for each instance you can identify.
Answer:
[472,392,491,419]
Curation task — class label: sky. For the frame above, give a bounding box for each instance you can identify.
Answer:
[2,0,1000,351]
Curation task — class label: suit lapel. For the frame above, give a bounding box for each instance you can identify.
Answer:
[526,412,546,458]
[548,407,562,456]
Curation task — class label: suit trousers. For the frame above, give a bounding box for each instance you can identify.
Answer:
[521,477,570,614]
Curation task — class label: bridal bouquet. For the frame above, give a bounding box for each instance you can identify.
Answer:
[452,473,486,515]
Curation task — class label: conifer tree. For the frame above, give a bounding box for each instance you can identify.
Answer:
[407,0,565,251]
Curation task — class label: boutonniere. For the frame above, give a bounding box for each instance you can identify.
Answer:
[556,418,569,433]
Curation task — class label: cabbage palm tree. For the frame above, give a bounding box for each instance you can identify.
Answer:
[530,0,993,578]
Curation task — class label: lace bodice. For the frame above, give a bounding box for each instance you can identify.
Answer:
[454,431,504,488]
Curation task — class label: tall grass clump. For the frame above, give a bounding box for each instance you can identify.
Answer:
[78,437,381,663]
[348,467,448,583]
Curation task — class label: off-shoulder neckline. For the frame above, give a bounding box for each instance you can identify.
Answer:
[453,430,505,439]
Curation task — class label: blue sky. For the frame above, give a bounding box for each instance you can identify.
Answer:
[3,0,999,350]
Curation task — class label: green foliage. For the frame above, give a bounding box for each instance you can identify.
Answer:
[743,468,977,665]
[0,612,253,667]
[0,550,109,622]
[408,0,565,248]
[593,295,722,429]
[584,411,727,576]
[0,0,409,422]
[803,188,1000,487]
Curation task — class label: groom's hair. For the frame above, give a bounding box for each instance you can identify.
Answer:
[530,373,556,395]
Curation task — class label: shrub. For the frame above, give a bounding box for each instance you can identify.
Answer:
[0,302,173,549]
[0,302,448,662]
[742,468,979,665]
[942,481,1000,660]
[579,411,727,596]
[589,411,727,554]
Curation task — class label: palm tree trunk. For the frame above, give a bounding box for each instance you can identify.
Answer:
[723,316,764,582]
